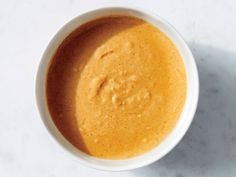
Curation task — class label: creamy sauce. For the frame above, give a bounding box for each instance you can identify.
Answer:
[47,16,187,159]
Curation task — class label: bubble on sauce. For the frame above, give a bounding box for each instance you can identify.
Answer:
[142,138,147,143]
[112,94,118,104]
[143,90,151,99]
[129,75,137,82]
[101,97,107,103]
[124,89,131,94]
[137,114,142,118]
[111,94,123,107]
[109,78,120,91]
[124,41,134,49]
[84,65,89,70]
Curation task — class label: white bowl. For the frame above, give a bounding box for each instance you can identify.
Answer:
[36,7,199,171]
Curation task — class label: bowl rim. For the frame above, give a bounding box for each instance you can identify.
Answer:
[35,6,199,171]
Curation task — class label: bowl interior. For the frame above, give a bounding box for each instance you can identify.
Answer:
[36,7,199,171]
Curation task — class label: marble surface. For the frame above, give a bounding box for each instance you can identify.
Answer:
[0,0,236,176]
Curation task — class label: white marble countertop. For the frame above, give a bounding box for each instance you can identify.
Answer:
[1,0,236,177]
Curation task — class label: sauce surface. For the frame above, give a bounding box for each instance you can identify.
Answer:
[47,16,187,159]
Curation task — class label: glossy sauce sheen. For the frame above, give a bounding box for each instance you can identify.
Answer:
[47,16,187,159]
